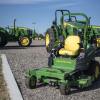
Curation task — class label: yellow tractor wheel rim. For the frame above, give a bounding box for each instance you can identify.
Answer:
[45,33,50,47]
[21,37,29,46]
[95,65,100,79]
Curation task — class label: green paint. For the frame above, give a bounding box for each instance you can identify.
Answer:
[52,58,76,72]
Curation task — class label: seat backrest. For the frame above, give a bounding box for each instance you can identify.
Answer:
[64,35,81,51]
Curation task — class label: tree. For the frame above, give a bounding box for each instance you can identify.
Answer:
[32,29,38,40]
[38,34,44,40]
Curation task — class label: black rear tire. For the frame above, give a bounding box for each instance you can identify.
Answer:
[88,61,100,80]
[0,32,8,47]
[45,28,55,53]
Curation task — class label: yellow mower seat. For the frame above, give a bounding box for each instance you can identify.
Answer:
[59,35,81,56]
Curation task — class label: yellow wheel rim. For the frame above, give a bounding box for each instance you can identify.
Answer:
[95,65,99,79]
[45,33,50,47]
[21,37,29,46]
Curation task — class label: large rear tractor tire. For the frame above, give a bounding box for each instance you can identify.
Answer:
[18,36,32,47]
[45,28,55,53]
[25,76,37,89]
[0,32,8,47]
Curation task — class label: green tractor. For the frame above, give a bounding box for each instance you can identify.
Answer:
[0,19,33,47]
[45,10,100,52]
[25,10,100,95]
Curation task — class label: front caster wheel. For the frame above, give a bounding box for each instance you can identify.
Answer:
[25,76,37,89]
[59,84,70,95]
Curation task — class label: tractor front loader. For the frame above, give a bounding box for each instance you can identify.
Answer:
[25,10,100,95]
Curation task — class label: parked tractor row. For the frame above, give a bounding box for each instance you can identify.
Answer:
[0,19,34,47]
[0,19,45,47]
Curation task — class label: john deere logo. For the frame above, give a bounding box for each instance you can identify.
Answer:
[56,60,71,64]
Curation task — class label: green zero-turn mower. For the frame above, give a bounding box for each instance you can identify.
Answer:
[0,19,33,47]
[25,10,100,95]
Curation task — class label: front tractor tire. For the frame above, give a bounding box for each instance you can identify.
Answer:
[25,76,37,89]
[45,28,55,53]
[18,36,32,47]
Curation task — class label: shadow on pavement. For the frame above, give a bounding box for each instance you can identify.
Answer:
[70,78,100,95]
[0,46,25,50]
[30,45,45,47]
[0,45,45,50]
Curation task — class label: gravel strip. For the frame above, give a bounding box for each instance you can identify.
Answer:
[0,40,100,100]
[0,55,10,100]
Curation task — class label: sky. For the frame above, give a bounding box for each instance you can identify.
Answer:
[0,0,100,34]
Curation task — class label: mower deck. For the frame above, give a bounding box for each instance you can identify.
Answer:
[26,66,94,90]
